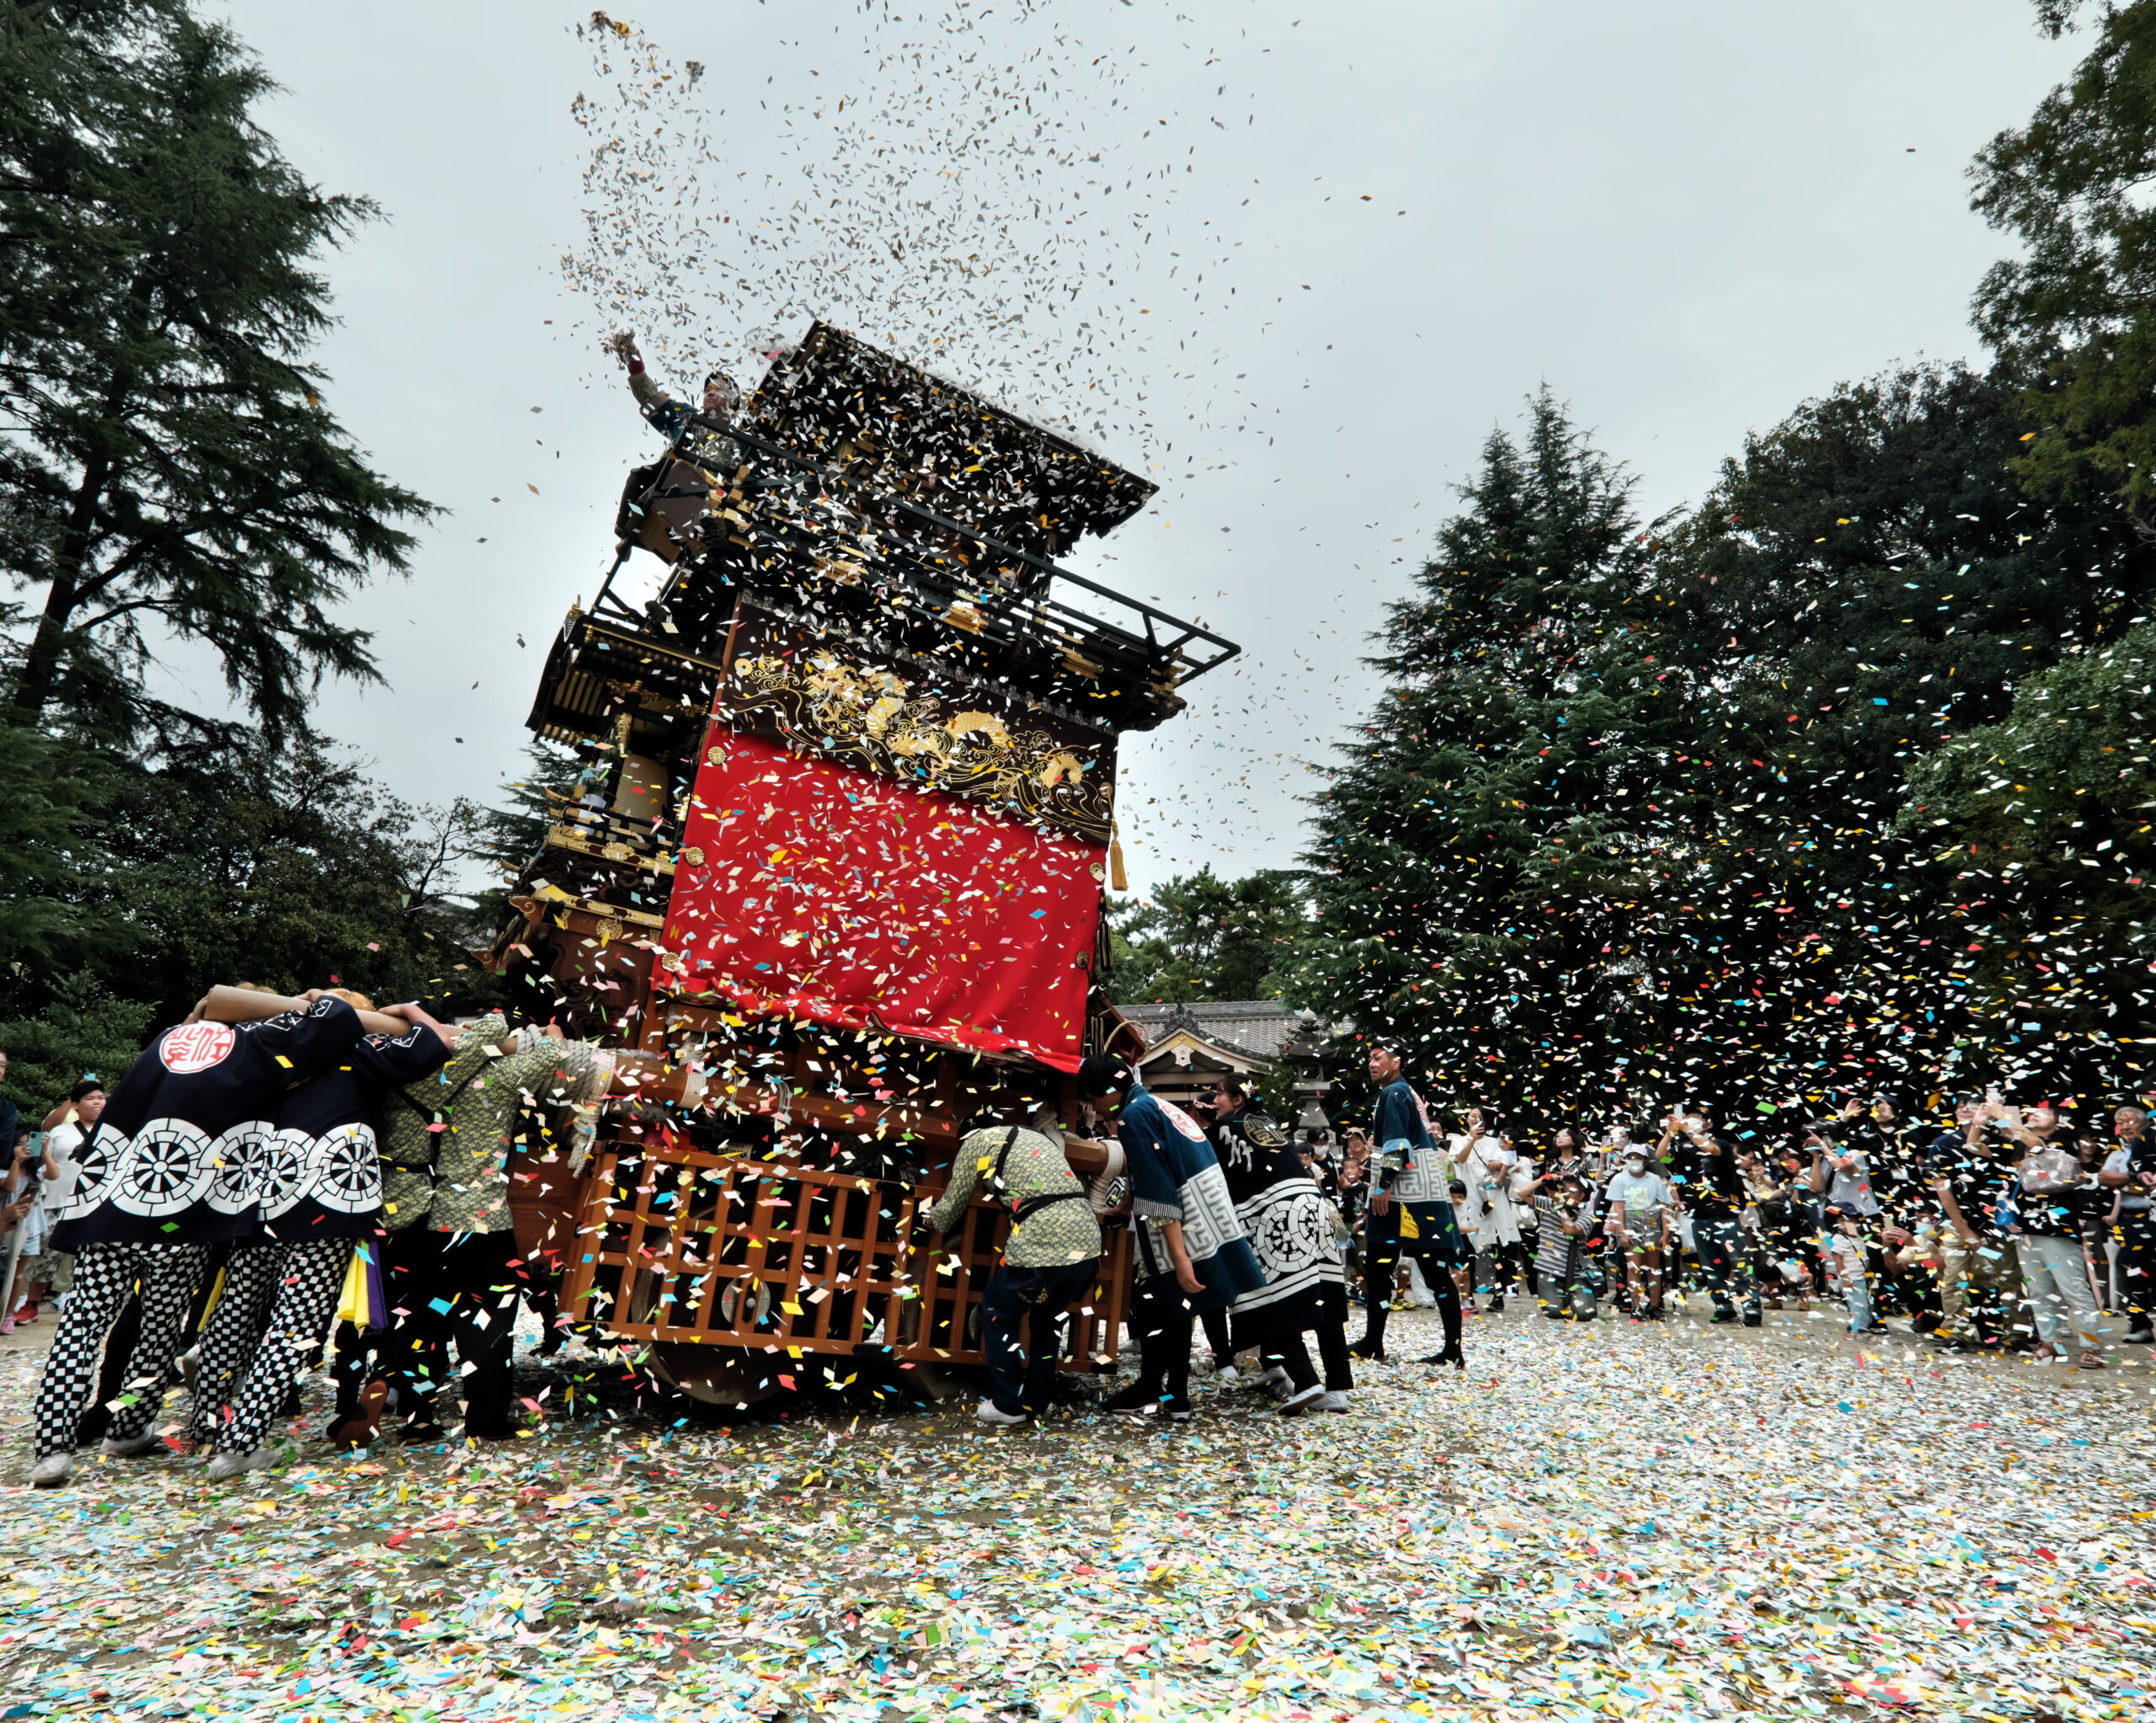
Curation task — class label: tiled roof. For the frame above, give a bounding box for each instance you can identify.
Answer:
[1116,999,1310,1061]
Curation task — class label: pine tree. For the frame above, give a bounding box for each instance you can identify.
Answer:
[0,975,153,1118]
[1297,390,1678,1121]
[1620,361,2153,1111]
[467,737,589,929]
[0,3,435,747]
[1899,618,2156,1095]
[0,713,120,975]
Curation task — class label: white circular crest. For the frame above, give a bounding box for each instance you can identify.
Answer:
[1162,1101,1209,1142]
[159,1022,235,1075]
[206,1121,275,1214]
[109,1119,216,1217]
[307,1123,383,1215]
[257,1128,316,1219]
[51,1125,131,1221]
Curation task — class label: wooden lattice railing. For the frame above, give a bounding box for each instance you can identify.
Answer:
[555,1134,1128,1371]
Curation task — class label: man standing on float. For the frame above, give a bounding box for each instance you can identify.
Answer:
[1353,1039,1466,1368]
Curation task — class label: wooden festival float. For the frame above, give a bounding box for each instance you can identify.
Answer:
[486,323,1238,1404]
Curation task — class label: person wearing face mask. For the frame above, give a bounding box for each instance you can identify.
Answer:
[1604,1145,1675,1320]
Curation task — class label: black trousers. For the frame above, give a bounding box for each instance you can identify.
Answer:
[336,1229,525,1438]
[1254,1296,1352,1393]
[2118,1208,2155,1330]
[1200,1305,1234,1366]
[1126,1272,1198,1406]
[1473,1237,1534,1298]
[1359,1221,1462,1358]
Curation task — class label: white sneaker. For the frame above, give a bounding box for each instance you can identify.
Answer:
[1259,1365,1292,1395]
[1213,1364,1243,1388]
[973,1400,1028,1427]
[1313,1390,1351,1413]
[1275,1384,1326,1416]
[204,1448,274,1480]
[29,1451,72,1487]
[101,1433,164,1459]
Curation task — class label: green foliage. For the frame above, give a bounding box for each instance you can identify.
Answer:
[1897,619,2156,1074]
[0,7,478,1053]
[0,3,435,746]
[1296,389,1675,1122]
[0,734,495,1032]
[1294,365,2156,1132]
[2034,2,2100,36]
[0,710,123,975]
[97,741,489,1022]
[1972,3,2156,523]
[468,738,589,928]
[0,975,153,1119]
[1106,866,1307,1002]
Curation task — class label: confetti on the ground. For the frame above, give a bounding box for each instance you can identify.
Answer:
[3,1305,2148,1721]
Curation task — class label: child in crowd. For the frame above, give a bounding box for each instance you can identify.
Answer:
[1531,1175,1594,1320]
[1821,1203,1883,1336]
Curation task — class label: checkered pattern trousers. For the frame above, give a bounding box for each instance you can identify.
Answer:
[188,1240,350,1455]
[31,1242,210,1459]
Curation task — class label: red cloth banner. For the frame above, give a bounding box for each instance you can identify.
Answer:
[662,731,1105,1070]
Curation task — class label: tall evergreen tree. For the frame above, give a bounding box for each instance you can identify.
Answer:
[1297,365,2156,1132]
[1898,618,2156,1096]
[0,3,435,746]
[0,702,120,976]
[0,976,153,1120]
[467,737,589,931]
[1972,2,2156,525]
[1620,361,2155,1109]
[1297,391,1679,1121]
[37,739,489,1026]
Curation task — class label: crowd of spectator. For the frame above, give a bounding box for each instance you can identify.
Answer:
[1293,1091,2153,1371]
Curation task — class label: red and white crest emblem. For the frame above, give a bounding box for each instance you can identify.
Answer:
[1162,1101,1209,1141]
[160,1022,235,1075]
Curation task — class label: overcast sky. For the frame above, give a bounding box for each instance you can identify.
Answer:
[200,0,2076,896]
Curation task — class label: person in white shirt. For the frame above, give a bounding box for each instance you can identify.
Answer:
[2,1080,97,1328]
[39,1080,97,1214]
[1448,1110,1524,1314]
[1604,1148,1676,1320]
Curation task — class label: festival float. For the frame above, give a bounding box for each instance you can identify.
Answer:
[487,323,1238,1403]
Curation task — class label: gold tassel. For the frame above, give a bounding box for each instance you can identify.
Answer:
[1109,827,1128,893]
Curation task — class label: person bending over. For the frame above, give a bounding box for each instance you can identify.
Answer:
[1077,1054,1262,1423]
[922,1110,1102,1427]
